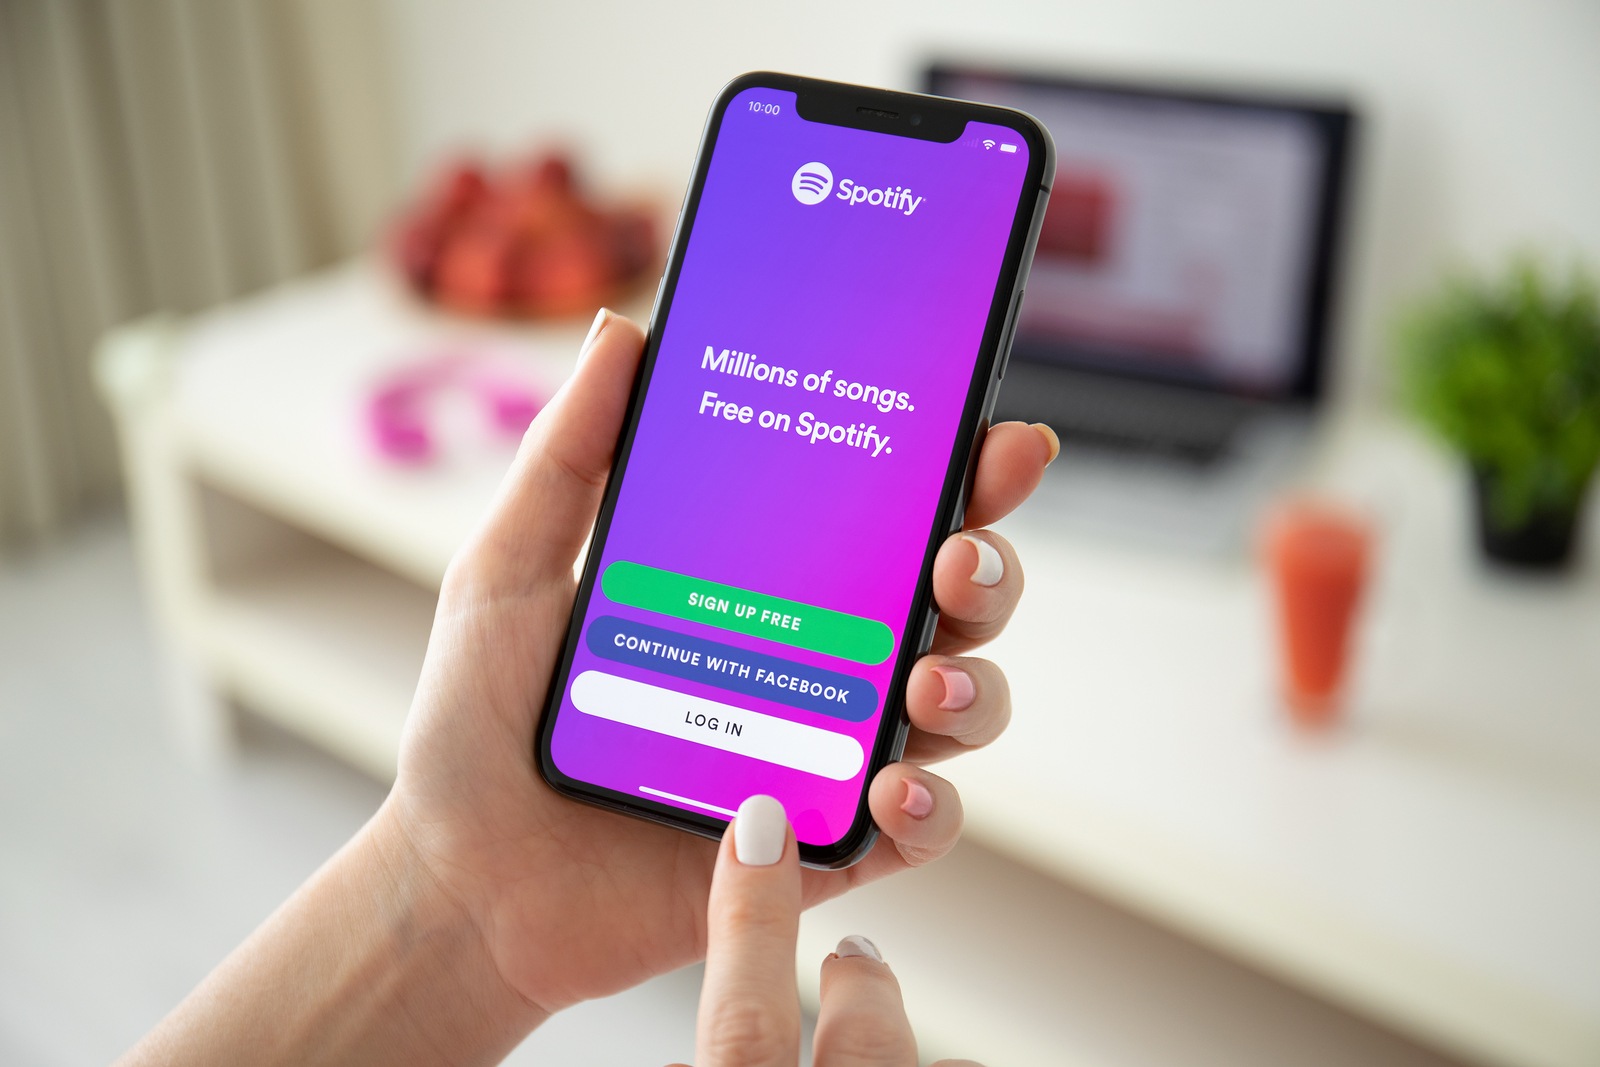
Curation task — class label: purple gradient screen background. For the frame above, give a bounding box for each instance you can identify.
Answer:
[550,87,1030,847]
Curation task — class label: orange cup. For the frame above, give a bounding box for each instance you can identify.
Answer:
[1261,500,1373,727]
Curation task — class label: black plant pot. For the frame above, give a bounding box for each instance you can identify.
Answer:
[1471,469,1583,569]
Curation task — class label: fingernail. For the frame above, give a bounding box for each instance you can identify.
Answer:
[733,794,787,866]
[932,665,975,711]
[961,534,1003,587]
[836,935,883,962]
[578,307,611,361]
[1032,422,1061,465]
[900,778,934,820]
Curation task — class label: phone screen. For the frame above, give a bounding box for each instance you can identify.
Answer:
[545,84,1034,852]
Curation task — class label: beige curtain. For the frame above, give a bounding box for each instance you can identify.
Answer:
[0,0,397,547]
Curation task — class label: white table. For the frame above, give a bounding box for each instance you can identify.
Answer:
[98,262,1600,1066]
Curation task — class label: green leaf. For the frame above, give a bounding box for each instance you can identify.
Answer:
[1393,254,1600,526]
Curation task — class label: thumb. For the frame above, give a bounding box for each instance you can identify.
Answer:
[453,309,646,596]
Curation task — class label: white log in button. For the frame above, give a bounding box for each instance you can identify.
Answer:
[570,670,865,781]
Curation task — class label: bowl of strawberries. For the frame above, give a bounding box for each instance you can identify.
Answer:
[389,152,659,320]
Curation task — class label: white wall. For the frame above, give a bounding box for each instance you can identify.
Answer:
[386,0,1600,397]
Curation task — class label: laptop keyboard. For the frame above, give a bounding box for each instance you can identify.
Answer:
[999,378,1249,468]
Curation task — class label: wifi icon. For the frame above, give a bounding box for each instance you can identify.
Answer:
[982,139,997,150]
[791,161,834,205]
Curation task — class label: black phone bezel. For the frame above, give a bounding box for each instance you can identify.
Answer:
[535,71,1054,869]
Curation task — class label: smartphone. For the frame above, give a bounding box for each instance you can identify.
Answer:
[536,72,1053,868]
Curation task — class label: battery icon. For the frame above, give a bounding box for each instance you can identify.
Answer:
[999,143,1018,153]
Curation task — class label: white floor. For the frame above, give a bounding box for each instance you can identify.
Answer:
[0,516,710,1066]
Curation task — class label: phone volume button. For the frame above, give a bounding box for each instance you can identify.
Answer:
[918,608,940,653]
[996,287,1024,381]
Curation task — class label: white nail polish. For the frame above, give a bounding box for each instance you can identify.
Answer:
[578,307,610,360]
[733,794,787,866]
[962,534,1004,587]
[836,935,883,962]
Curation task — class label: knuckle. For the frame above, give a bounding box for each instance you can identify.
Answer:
[700,993,796,1065]
[819,1004,916,1063]
[439,534,519,604]
[439,541,490,602]
[439,533,571,610]
[436,554,502,619]
[849,1024,918,1064]
[716,894,794,939]
[894,835,954,868]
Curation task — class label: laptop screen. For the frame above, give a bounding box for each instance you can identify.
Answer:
[927,66,1354,402]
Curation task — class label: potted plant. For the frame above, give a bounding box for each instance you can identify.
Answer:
[1397,258,1600,569]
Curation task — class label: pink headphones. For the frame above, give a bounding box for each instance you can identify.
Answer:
[366,349,547,464]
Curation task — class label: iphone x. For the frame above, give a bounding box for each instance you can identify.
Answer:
[536,72,1053,868]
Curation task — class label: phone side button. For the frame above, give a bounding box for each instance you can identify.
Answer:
[918,608,940,654]
[996,287,1025,381]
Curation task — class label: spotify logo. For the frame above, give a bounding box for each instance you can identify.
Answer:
[791,162,833,205]
[788,160,925,216]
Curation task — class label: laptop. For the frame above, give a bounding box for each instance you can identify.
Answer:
[925,64,1357,553]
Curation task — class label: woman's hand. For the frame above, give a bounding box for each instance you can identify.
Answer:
[386,310,1056,1021]
[682,794,982,1067]
[120,309,1055,1066]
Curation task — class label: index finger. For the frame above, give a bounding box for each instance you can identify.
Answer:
[696,795,803,1067]
[962,421,1059,531]
[451,309,646,597]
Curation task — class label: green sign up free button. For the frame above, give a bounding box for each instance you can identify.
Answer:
[600,561,894,666]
